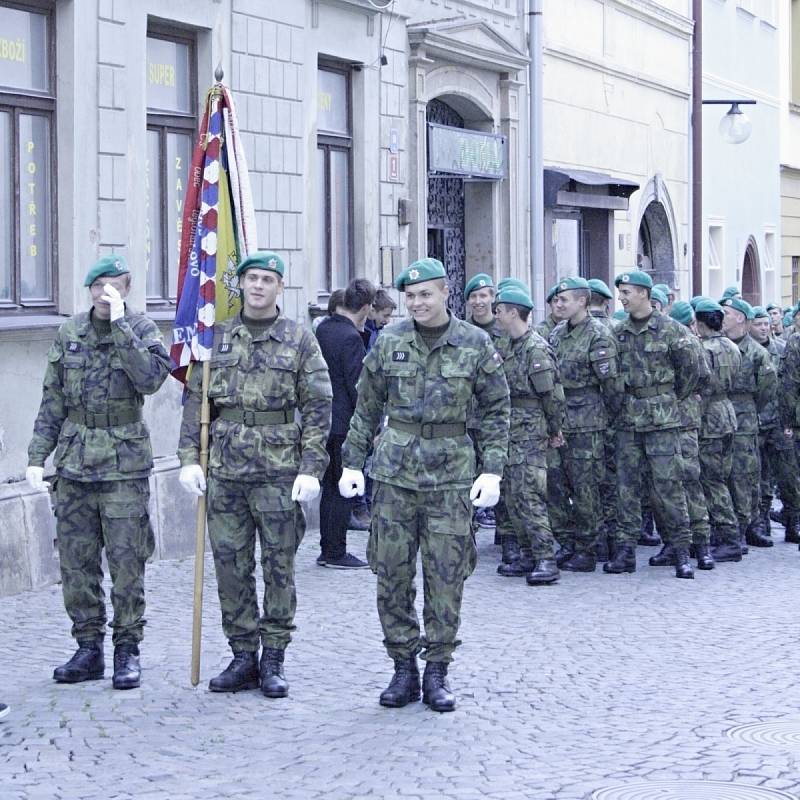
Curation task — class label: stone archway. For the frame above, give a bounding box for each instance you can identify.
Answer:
[635,175,679,291]
[741,237,761,306]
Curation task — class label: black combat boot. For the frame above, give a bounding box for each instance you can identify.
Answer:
[208,651,260,692]
[53,641,104,683]
[603,543,636,573]
[422,661,455,712]
[595,535,609,562]
[760,501,772,535]
[379,656,420,708]
[112,643,141,690]
[738,523,749,555]
[784,513,800,544]
[526,558,560,585]
[501,535,521,565]
[497,547,534,577]
[561,551,597,572]
[648,543,676,567]
[745,519,773,547]
[673,549,694,579]
[260,647,289,698]
[769,507,787,526]
[711,537,743,562]
[638,511,660,546]
[555,542,575,568]
[709,526,720,547]
[695,543,715,570]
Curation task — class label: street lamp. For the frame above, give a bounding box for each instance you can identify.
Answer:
[702,99,757,145]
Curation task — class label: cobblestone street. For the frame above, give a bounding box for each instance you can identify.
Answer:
[2,522,800,800]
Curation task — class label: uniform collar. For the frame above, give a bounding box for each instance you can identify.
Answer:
[230,310,287,342]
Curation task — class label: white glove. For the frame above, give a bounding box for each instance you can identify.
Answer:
[469,473,501,508]
[179,464,206,496]
[338,467,365,498]
[26,466,50,492]
[100,283,125,322]
[291,474,320,503]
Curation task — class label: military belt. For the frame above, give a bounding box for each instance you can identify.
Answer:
[563,386,599,397]
[387,419,466,438]
[217,407,295,425]
[67,409,142,428]
[510,397,542,408]
[629,382,673,399]
[728,392,753,402]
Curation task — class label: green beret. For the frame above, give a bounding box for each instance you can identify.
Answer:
[721,285,741,300]
[651,288,669,308]
[612,309,628,321]
[464,273,494,301]
[587,279,613,299]
[669,301,695,327]
[689,295,711,309]
[495,287,533,310]
[751,305,769,319]
[766,302,779,312]
[84,255,130,287]
[614,270,653,289]
[720,296,754,320]
[784,312,794,327]
[652,283,671,296]
[552,276,590,295]
[395,258,446,290]
[496,278,529,295]
[694,298,724,315]
[236,250,285,277]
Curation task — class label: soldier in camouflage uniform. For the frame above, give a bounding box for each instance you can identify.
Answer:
[492,285,564,584]
[720,297,777,552]
[750,307,800,543]
[547,277,622,572]
[26,256,170,689]
[779,316,800,550]
[339,258,509,713]
[604,270,703,579]
[178,251,332,698]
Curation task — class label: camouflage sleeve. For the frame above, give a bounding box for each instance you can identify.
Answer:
[111,316,171,395]
[529,347,564,437]
[341,344,387,470]
[176,363,204,467]
[472,341,510,475]
[27,336,67,467]
[779,336,800,428]
[754,345,777,415]
[296,331,333,479]
[672,328,702,400]
[591,331,624,418]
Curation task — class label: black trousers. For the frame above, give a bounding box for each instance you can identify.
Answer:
[319,434,353,559]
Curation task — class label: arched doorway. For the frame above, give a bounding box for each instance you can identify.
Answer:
[741,237,761,306]
[637,200,676,289]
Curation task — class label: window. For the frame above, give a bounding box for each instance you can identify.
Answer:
[317,63,353,296]
[145,27,196,306]
[0,2,56,313]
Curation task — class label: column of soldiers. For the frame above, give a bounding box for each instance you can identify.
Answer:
[25,251,800,714]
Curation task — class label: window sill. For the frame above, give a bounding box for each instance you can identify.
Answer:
[0,313,68,335]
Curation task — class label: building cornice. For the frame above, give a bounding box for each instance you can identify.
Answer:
[610,0,694,38]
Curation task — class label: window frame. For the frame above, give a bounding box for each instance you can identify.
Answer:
[0,0,58,316]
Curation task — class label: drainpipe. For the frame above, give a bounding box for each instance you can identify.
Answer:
[529,0,545,316]
[691,0,702,294]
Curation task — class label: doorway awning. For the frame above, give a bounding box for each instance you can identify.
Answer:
[544,167,639,210]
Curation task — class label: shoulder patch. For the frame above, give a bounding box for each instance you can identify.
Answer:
[392,350,409,362]
[66,341,81,353]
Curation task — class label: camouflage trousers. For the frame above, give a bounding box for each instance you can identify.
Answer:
[698,433,738,545]
[678,429,710,545]
[601,428,617,535]
[495,448,555,559]
[727,433,761,527]
[759,427,800,513]
[615,429,691,549]
[367,481,476,664]
[207,476,304,653]
[547,431,605,554]
[53,477,154,646]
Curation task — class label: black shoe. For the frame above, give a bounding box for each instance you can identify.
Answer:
[769,508,787,526]
[648,543,676,567]
[711,542,743,562]
[0,703,8,720]
[379,656,420,708]
[112,644,141,690]
[53,642,105,683]
[497,548,534,577]
[526,558,560,585]
[595,536,609,562]
[674,549,694,579]
[323,552,368,569]
[603,543,636,573]
[560,552,596,572]
[555,543,575,568]
[260,648,289,698]
[638,512,660,546]
[348,508,371,531]
[208,651,260,693]
[316,554,327,566]
[475,508,496,529]
[784,514,800,544]
[695,543,715,570]
[745,521,773,548]
[501,535,521,565]
[422,661,455,713]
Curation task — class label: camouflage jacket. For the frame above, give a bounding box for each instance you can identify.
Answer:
[589,309,613,330]
[727,333,776,435]
[698,332,740,439]
[677,334,710,431]
[534,314,559,339]
[28,309,170,481]
[177,314,332,481]
[549,315,623,432]
[498,329,564,466]
[467,317,508,431]
[612,311,702,432]
[757,336,785,430]
[342,314,510,490]
[779,332,800,429]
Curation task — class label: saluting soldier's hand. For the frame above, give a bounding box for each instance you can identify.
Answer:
[25,466,50,492]
[469,473,501,508]
[291,474,320,503]
[100,283,125,322]
[179,465,207,496]
[338,467,365,498]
